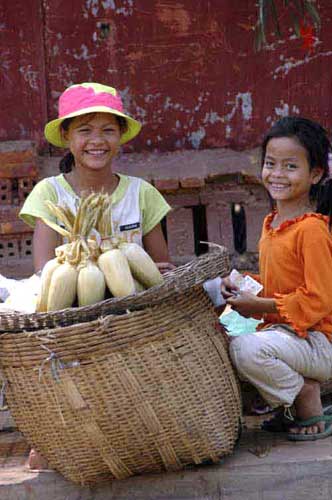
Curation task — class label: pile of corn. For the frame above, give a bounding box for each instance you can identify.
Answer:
[36,194,164,312]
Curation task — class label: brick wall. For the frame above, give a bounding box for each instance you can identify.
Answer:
[0,142,38,278]
[0,144,269,279]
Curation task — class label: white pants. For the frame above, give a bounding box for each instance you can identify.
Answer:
[229,326,332,408]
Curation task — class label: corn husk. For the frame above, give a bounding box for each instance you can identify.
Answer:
[77,261,106,307]
[98,249,135,297]
[119,242,163,288]
[133,279,145,293]
[36,258,62,313]
[47,261,78,311]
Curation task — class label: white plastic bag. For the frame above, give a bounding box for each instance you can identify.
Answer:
[203,277,225,307]
[220,306,262,336]
[0,273,41,313]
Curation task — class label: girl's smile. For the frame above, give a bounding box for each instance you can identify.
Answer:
[262,136,323,209]
[63,113,121,171]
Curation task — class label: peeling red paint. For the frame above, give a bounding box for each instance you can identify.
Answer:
[0,0,48,146]
[1,1,332,154]
[156,2,191,34]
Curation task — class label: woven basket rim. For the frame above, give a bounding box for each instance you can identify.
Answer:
[0,247,229,333]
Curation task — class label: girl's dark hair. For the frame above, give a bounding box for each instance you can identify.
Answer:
[261,116,332,228]
[58,114,128,173]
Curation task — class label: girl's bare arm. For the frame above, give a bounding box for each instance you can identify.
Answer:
[142,223,176,272]
[33,219,62,273]
[227,292,277,318]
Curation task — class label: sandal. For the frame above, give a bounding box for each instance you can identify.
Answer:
[287,406,332,441]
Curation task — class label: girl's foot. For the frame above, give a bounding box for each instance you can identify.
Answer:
[289,378,325,436]
[27,449,49,470]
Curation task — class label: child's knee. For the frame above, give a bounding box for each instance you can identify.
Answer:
[229,334,262,376]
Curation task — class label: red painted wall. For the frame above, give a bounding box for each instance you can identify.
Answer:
[0,0,48,144]
[1,1,332,153]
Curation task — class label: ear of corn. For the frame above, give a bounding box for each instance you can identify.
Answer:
[119,243,163,288]
[36,258,62,312]
[36,193,169,313]
[77,261,106,307]
[98,248,135,297]
[47,262,78,311]
[133,279,145,293]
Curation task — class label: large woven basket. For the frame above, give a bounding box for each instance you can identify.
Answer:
[0,249,242,485]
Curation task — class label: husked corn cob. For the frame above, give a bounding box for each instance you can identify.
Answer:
[36,258,62,312]
[119,243,163,288]
[98,248,135,297]
[47,262,78,311]
[77,261,106,306]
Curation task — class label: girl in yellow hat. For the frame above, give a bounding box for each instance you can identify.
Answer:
[21,82,173,274]
[20,82,174,470]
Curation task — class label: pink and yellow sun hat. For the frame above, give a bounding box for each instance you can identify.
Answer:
[44,82,142,147]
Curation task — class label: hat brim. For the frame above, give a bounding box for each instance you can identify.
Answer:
[44,106,142,147]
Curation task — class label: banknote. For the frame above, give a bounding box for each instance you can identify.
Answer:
[229,269,263,296]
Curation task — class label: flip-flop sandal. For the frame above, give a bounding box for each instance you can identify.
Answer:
[262,405,332,434]
[287,409,332,441]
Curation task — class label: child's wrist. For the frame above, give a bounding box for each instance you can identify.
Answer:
[256,297,277,314]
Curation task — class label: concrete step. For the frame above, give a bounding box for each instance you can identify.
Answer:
[1,426,332,500]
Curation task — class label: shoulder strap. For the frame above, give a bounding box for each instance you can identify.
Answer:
[112,176,143,245]
[47,176,79,214]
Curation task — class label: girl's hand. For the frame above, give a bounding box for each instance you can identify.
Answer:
[156,262,177,274]
[226,291,261,318]
[221,276,239,299]
[227,292,277,318]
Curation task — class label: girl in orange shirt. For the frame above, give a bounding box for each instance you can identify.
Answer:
[222,116,332,441]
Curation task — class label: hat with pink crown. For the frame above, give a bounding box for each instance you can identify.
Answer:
[44,82,142,147]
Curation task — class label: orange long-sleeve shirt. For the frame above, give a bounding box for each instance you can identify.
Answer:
[256,212,332,340]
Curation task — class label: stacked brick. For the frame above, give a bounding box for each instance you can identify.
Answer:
[106,148,270,271]
[0,141,38,278]
[153,173,270,271]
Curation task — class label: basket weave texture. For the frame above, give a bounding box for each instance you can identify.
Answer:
[0,249,242,485]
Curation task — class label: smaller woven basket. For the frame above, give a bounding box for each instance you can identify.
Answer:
[0,249,242,485]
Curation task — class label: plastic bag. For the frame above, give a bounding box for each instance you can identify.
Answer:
[220,306,262,336]
[0,273,41,313]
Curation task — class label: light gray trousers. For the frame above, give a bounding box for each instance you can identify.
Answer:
[229,326,332,408]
